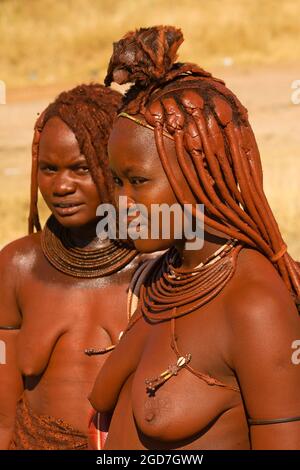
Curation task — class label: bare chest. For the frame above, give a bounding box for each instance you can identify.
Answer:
[129,311,241,442]
[17,268,132,376]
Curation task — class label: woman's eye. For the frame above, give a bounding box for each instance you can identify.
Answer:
[76,167,90,174]
[113,176,123,186]
[41,165,57,173]
[130,177,148,185]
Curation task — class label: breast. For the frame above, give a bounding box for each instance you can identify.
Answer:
[17,276,129,377]
[132,361,240,442]
[130,320,241,443]
[17,299,69,377]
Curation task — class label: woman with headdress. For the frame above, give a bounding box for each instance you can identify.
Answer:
[89,26,300,450]
[0,83,140,449]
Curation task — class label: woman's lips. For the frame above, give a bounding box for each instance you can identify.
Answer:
[127,219,149,236]
[53,202,84,216]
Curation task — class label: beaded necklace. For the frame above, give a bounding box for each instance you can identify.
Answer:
[102,239,242,394]
[41,215,137,278]
[140,238,242,323]
[84,240,242,361]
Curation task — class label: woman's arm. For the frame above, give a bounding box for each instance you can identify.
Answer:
[0,329,23,449]
[0,245,23,449]
[89,311,148,413]
[229,273,300,450]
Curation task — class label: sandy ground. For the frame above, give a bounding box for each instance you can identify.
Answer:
[0,65,299,256]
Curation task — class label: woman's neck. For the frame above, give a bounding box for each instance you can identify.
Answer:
[67,220,108,250]
[175,229,231,270]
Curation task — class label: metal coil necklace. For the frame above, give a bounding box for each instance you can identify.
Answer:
[41,215,137,278]
[140,239,242,323]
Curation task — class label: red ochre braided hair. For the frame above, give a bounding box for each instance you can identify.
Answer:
[29,83,122,234]
[105,25,300,309]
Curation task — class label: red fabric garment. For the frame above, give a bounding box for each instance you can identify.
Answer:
[10,395,88,450]
[88,409,112,450]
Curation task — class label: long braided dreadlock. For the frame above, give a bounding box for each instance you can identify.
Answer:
[29,83,121,233]
[105,25,300,309]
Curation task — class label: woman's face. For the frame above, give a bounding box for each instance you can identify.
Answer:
[38,116,101,229]
[108,116,196,253]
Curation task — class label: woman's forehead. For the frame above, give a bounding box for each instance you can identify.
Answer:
[109,116,176,167]
[109,117,155,162]
[40,116,77,146]
[110,116,153,144]
[39,116,85,163]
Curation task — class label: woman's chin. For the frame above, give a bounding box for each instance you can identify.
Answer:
[52,213,97,230]
[131,237,174,253]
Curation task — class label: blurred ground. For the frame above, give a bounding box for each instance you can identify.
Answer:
[1,64,299,257]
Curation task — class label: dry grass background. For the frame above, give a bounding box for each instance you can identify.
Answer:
[0,0,299,258]
[1,0,300,87]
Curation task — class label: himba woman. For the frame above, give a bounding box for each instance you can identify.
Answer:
[89,26,300,450]
[0,83,141,449]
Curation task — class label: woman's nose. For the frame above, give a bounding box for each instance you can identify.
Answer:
[53,172,76,196]
[116,193,136,210]
[114,185,135,208]
[126,196,136,210]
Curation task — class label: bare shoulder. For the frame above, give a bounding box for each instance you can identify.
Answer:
[226,247,299,324]
[0,233,42,327]
[222,248,300,435]
[223,247,300,367]
[0,232,42,275]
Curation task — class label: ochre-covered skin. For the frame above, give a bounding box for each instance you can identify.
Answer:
[0,229,139,448]
[0,85,140,449]
[89,26,300,450]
